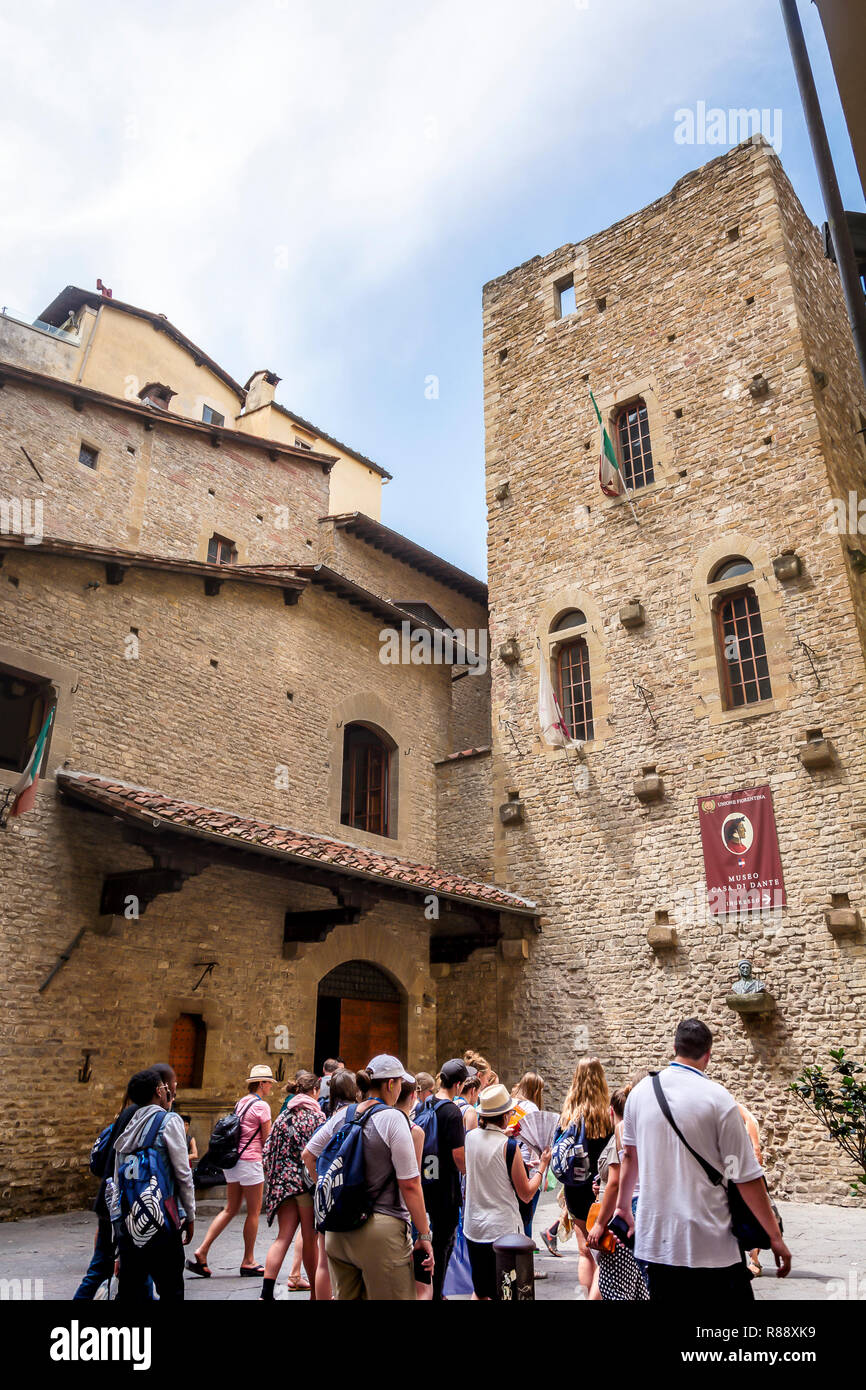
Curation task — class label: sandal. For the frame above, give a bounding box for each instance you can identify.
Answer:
[185,1254,212,1278]
[240,1264,265,1276]
[287,1275,311,1291]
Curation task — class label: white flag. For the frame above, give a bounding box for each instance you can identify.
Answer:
[538,654,572,748]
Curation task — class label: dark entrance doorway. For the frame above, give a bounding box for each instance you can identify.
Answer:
[314,960,403,1073]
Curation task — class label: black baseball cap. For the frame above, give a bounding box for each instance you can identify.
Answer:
[440,1058,469,1086]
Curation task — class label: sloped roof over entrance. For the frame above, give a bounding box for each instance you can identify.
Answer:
[56,771,537,919]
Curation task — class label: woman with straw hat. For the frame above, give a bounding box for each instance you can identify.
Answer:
[187,1064,274,1279]
[463,1084,551,1300]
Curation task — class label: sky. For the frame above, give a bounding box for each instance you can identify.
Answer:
[1,0,862,580]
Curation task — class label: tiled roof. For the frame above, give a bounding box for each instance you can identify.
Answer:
[57,771,537,918]
[434,746,492,765]
[321,513,488,604]
[0,534,307,595]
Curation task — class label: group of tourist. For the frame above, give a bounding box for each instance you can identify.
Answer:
[74,1018,792,1302]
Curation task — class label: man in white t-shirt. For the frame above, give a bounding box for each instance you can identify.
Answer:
[614,1018,791,1301]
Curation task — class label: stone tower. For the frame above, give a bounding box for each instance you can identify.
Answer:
[478,136,866,1202]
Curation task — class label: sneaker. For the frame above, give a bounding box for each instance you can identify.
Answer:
[541,1228,562,1258]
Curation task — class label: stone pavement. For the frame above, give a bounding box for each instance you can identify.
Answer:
[1,1189,864,1301]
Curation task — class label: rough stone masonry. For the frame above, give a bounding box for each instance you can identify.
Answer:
[470,135,866,1204]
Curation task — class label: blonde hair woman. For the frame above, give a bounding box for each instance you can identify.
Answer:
[463,1050,497,1089]
[509,1070,547,1237]
[557,1057,613,1296]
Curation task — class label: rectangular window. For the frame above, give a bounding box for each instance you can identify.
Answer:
[555,276,576,319]
[202,405,225,426]
[294,436,314,451]
[206,534,237,565]
[718,590,772,708]
[0,666,53,774]
[78,443,98,470]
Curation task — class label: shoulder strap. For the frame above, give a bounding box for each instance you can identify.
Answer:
[505,1136,518,1187]
[237,1097,265,1158]
[355,1100,388,1127]
[651,1073,722,1187]
[140,1109,168,1150]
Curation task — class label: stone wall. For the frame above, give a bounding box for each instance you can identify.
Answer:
[0,377,328,565]
[0,551,457,1216]
[318,517,492,752]
[477,137,866,1203]
[435,749,494,882]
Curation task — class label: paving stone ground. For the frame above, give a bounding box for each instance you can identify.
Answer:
[2,1189,865,1302]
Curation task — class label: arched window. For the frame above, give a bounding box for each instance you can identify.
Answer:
[713,559,772,708]
[553,612,593,741]
[169,1013,206,1089]
[341,723,391,836]
[615,398,654,489]
[551,608,587,632]
[711,556,753,581]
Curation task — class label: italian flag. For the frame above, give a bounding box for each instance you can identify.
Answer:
[9,707,55,817]
[590,388,624,498]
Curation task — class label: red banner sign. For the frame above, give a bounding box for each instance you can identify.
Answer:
[697,785,786,915]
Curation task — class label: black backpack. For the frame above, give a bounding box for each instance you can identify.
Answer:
[413,1096,452,1192]
[202,1097,261,1169]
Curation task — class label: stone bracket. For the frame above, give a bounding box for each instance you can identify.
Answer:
[99,867,189,917]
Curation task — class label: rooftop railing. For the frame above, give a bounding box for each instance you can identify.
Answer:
[0,308,81,344]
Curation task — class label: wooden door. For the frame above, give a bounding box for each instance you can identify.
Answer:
[339,999,401,1071]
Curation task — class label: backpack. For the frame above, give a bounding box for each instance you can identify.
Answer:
[413,1096,451,1191]
[113,1110,180,1246]
[550,1117,591,1185]
[313,1101,389,1233]
[89,1124,115,1178]
[203,1097,260,1169]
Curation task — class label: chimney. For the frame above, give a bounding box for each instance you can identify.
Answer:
[244,369,281,412]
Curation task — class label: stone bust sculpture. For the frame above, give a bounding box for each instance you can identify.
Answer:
[732,960,766,995]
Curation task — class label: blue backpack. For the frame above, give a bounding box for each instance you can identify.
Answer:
[113,1111,181,1246]
[550,1117,591,1185]
[89,1124,114,1178]
[413,1097,451,1191]
[314,1102,388,1233]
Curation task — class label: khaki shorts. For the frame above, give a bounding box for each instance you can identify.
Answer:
[325,1213,415,1301]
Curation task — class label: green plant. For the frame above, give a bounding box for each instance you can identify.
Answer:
[791,1049,866,1196]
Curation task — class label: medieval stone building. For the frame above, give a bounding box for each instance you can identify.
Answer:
[1,134,864,1218]
[473,134,866,1204]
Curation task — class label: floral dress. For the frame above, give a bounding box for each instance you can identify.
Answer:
[262,1097,325,1225]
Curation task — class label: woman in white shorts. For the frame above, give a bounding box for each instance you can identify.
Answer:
[187,1064,273,1277]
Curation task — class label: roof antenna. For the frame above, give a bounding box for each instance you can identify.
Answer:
[96,278,113,299]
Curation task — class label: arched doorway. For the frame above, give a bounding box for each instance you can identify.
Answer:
[314,960,405,1072]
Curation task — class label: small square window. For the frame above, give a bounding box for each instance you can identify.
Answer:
[207,533,237,565]
[78,443,98,470]
[555,277,576,319]
[202,405,225,427]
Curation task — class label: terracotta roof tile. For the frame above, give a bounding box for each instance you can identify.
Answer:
[56,771,536,917]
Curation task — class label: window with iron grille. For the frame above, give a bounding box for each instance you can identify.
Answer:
[615,398,654,489]
[318,960,400,1002]
[168,1013,207,1089]
[78,442,98,470]
[557,637,594,740]
[341,724,391,836]
[716,588,772,708]
[207,533,237,564]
